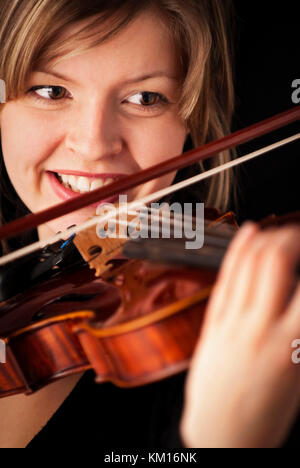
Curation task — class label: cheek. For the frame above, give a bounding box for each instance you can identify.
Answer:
[0,103,63,214]
[127,114,187,198]
[1,103,60,176]
[128,113,187,168]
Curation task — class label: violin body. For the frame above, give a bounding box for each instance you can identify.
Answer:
[0,258,216,397]
[0,211,237,398]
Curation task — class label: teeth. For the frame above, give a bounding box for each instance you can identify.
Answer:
[77,177,90,193]
[69,175,77,187]
[91,179,105,191]
[57,174,115,193]
[61,174,69,185]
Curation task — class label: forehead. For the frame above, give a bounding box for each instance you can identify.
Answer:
[45,9,180,83]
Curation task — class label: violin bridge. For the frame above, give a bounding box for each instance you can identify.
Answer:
[73,210,138,277]
[73,226,128,277]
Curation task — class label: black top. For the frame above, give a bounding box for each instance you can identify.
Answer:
[27,370,186,449]
[27,369,300,448]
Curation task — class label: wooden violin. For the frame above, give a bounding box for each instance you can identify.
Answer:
[0,107,299,398]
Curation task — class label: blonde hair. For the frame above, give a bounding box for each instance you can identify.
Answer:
[0,0,235,249]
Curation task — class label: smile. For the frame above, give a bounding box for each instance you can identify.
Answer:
[47,171,126,206]
[57,173,116,193]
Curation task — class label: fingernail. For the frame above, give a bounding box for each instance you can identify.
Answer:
[240,221,257,236]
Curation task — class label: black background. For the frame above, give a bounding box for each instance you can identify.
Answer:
[231,1,299,222]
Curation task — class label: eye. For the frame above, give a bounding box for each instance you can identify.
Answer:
[126,92,168,107]
[29,86,68,100]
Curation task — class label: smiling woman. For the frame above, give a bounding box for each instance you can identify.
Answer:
[0,0,234,252]
[0,0,300,451]
[0,0,236,448]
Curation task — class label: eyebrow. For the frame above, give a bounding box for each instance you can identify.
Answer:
[34,69,180,85]
[122,72,180,84]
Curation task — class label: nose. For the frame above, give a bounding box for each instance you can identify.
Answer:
[65,100,123,161]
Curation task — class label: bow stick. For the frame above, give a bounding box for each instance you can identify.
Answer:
[0,106,299,243]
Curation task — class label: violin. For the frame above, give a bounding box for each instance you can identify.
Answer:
[0,107,299,398]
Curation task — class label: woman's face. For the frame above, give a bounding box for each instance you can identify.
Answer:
[0,10,188,240]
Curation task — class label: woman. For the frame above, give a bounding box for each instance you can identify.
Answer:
[0,0,299,448]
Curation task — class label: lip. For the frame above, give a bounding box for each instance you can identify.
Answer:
[50,170,128,180]
[46,171,121,208]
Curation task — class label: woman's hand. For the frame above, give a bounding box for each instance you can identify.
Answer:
[181,222,300,448]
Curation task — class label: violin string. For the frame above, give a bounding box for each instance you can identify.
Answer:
[97,206,234,243]
[126,207,235,240]
[123,237,229,270]
[0,133,298,267]
[126,207,233,230]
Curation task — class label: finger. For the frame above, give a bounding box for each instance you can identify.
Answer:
[284,280,300,335]
[251,227,300,326]
[223,229,279,317]
[206,221,259,321]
